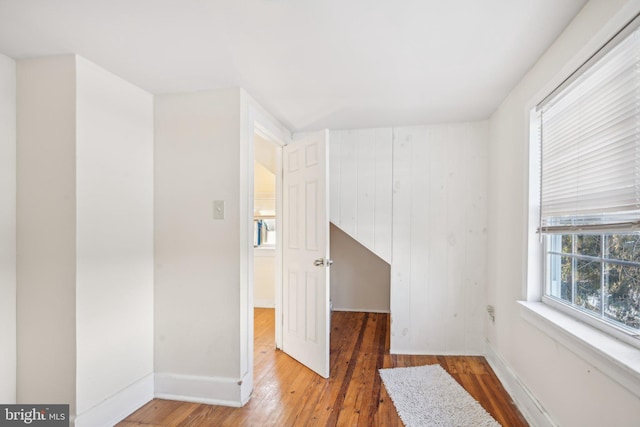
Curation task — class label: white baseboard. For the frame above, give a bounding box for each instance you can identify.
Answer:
[254,299,275,308]
[240,370,252,406]
[485,342,556,427]
[155,373,243,407]
[74,373,153,427]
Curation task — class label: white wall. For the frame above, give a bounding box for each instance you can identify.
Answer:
[487,1,640,426]
[74,57,154,424]
[17,55,78,410]
[154,88,244,405]
[330,128,392,263]
[0,52,16,403]
[255,134,277,175]
[254,157,276,308]
[17,55,154,425]
[391,122,488,355]
[254,250,275,308]
[254,161,275,214]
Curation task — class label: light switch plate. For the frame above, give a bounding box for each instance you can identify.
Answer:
[213,200,225,220]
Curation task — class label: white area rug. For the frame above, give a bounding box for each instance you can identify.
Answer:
[379,364,501,427]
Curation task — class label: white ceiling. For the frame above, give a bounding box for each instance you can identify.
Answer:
[0,0,587,131]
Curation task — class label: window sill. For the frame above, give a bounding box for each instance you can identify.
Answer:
[518,301,640,399]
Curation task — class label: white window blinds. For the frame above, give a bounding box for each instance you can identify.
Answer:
[538,17,640,234]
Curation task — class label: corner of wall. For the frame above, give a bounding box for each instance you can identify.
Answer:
[74,374,153,427]
[154,373,245,407]
[484,342,554,427]
[0,52,16,404]
[16,54,78,411]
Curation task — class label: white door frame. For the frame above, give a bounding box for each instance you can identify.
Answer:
[240,95,290,404]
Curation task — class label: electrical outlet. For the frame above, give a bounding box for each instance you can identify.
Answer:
[213,200,225,220]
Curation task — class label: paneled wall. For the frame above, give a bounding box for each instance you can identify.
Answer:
[330,123,488,354]
[330,128,392,263]
[391,122,488,355]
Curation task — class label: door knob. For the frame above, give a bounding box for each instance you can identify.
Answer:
[314,258,334,267]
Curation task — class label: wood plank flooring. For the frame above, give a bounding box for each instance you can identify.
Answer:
[119,309,527,426]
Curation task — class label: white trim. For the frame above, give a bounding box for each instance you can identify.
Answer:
[519,301,640,399]
[154,373,243,407]
[541,295,640,350]
[239,370,252,406]
[239,91,253,398]
[242,90,289,355]
[331,308,390,314]
[273,140,283,350]
[485,343,556,427]
[239,89,290,405]
[74,373,153,427]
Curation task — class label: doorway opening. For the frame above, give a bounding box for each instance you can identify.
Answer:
[251,128,283,388]
[243,120,331,404]
[253,130,281,358]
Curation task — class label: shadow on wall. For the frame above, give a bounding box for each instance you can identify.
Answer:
[330,223,390,313]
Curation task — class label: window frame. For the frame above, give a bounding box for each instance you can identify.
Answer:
[531,12,640,350]
[541,233,640,349]
[521,5,640,401]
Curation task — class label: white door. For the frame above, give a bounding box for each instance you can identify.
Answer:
[282,130,331,378]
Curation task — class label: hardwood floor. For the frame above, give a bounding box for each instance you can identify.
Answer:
[119,309,528,426]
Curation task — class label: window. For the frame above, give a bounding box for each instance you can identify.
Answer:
[547,233,640,331]
[536,15,640,338]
